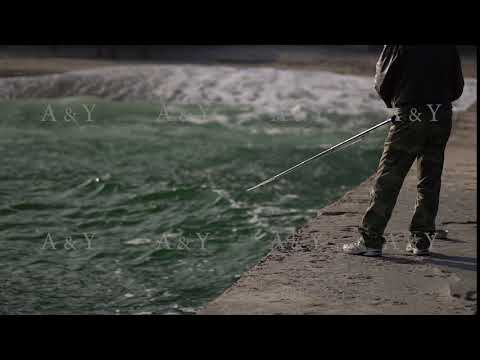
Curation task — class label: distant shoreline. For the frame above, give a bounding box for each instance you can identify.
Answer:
[1,51,476,80]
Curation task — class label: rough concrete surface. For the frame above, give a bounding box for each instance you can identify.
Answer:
[200,105,477,315]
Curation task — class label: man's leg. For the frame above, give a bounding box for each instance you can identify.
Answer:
[359,122,418,249]
[409,112,452,251]
[344,120,421,256]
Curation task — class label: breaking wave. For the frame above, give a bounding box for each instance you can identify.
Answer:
[0,65,476,117]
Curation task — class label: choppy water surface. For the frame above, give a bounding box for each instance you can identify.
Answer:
[0,65,475,314]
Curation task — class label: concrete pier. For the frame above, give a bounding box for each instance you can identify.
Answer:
[199,105,477,315]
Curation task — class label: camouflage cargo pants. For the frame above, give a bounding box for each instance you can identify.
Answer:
[359,104,453,249]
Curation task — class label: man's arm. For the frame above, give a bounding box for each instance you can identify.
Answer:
[374,45,405,108]
[451,46,465,102]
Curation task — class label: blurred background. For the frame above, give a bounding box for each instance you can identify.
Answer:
[0,45,476,77]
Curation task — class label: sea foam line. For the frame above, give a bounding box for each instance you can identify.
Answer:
[0,64,476,117]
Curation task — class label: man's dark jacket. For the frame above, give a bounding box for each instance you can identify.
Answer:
[375,45,465,108]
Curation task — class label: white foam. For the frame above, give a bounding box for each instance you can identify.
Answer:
[0,64,476,116]
[125,238,152,245]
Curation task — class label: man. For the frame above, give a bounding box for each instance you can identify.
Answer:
[343,45,465,257]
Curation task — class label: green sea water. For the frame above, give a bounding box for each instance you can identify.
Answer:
[0,98,386,314]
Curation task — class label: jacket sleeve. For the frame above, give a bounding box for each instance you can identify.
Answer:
[374,45,405,108]
[451,46,465,102]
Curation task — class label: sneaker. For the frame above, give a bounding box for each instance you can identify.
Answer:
[343,239,382,257]
[406,242,430,256]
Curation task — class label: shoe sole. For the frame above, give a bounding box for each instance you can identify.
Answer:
[344,249,383,257]
[363,250,383,257]
[406,248,430,256]
[412,249,430,256]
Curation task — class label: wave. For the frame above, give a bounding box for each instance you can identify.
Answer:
[0,65,476,117]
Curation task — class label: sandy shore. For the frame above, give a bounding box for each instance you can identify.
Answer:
[0,57,119,78]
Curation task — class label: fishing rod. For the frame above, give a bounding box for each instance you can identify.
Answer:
[246,117,393,192]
